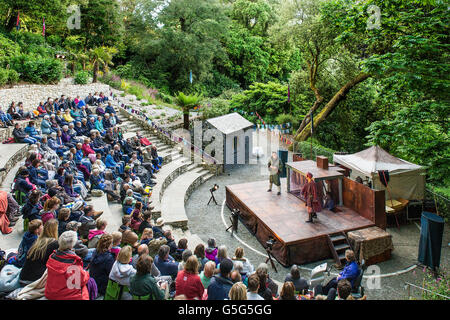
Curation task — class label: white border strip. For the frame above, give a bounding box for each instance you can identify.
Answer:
[221,200,417,278]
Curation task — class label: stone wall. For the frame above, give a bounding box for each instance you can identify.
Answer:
[0,144,30,186]
[0,118,43,142]
[0,78,111,112]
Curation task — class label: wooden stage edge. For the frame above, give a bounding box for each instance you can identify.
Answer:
[225,179,375,266]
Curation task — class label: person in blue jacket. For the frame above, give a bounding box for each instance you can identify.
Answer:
[321,249,360,295]
[105,150,124,175]
[207,258,234,300]
[40,115,53,135]
[24,121,42,141]
[153,245,179,279]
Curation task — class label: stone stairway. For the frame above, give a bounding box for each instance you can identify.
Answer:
[116,103,215,234]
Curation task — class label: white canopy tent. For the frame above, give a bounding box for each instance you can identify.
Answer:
[333,146,425,200]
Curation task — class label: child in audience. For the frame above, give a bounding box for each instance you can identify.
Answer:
[119,215,132,233]
[110,231,123,258]
[205,238,218,262]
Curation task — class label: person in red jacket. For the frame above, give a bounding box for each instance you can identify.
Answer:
[82,138,96,157]
[45,230,90,300]
[175,255,205,300]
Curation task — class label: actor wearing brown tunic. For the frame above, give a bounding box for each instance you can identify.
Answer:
[301,172,322,223]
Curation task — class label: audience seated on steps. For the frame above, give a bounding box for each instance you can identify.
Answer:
[0,92,371,301]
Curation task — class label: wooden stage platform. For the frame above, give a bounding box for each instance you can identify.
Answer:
[226,179,376,266]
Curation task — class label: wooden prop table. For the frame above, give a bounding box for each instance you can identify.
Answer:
[347,226,393,266]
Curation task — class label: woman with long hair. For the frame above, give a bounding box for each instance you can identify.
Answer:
[89,234,116,296]
[19,219,59,285]
[194,243,208,272]
[41,197,61,225]
[279,281,297,300]
[63,174,80,199]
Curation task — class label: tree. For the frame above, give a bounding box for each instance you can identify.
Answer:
[89,46,117,82]
[130,0,230,93]
[271,0,369,142]
[77,0,123,51]
[175,92,202,130]
[63,35,87,74]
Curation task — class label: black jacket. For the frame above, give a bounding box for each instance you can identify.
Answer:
[19,240,59,282]
[13,128,28,142]
[89,251,115,295]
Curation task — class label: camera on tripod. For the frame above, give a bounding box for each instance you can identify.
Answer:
[266,237,275,251]
[226,208,240,235]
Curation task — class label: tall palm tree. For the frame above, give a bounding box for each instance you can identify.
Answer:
[88,46,118,82]
[63,36,88,75]
[175,92,202,130]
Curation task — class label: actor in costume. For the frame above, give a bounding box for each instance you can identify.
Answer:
[301,172,322,223]
[267,152,281,195]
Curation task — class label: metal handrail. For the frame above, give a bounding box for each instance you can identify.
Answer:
[405,282,450,300]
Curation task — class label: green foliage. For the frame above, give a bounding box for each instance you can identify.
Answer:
[0,34,20,66]
[0,68,8,86]
[200,98,231,120]
[7,69,19,85]
[292,140,336,163]
[74,70,90,84]
[230,81,289,124]
[10,54,63,83]
[421,268,450,300]
[275,113,298,130]
[175,92,203,114]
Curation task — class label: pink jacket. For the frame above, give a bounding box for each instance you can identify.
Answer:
[88,229,105,240]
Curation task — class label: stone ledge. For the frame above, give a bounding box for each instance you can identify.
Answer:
[0,143,29,186]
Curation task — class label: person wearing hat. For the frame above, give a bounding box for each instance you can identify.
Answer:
[301,172,322,223]
[267,151,282,196]
[154,218,165,238]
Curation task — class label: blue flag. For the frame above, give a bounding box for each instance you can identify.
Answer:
[189,70,193,84]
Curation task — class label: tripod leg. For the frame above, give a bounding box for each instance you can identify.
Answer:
[212,194,218,205]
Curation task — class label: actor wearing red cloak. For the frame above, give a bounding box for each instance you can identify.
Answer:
[301,172,322,223]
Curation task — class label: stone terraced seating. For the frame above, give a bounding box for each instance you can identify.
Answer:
[160,167,215,230]
[0,143,29,186]
[150,155,192,216]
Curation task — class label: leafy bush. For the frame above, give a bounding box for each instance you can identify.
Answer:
[230,81,289,124]
[201,98,231,120]
[7,69,19,85]
[0,68,8,86]
[420,267,449,300]
[0,34,20,66]
[157,92,173,104]
[74,70,90,84]
[292,140,336,163]
[10,54,63,83]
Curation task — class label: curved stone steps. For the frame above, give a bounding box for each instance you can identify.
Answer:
[160,168,214,230]
[150,156,192,216]
[0,143,29,186]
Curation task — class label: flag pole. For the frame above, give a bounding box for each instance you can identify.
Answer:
[310,111,313,160]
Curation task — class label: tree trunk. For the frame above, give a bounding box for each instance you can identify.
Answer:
[71,62,75,75]
[93,61,98,83]
[183,112,189,130]
[296,56,323,135]
[295,73,370,141]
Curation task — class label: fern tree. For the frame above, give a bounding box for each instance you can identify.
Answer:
[175,92,202,130]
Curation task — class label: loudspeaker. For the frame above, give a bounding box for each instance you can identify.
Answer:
[418,211,444,270]
[278,150,288,178]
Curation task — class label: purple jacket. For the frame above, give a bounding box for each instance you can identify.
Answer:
[205,247,218,261]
